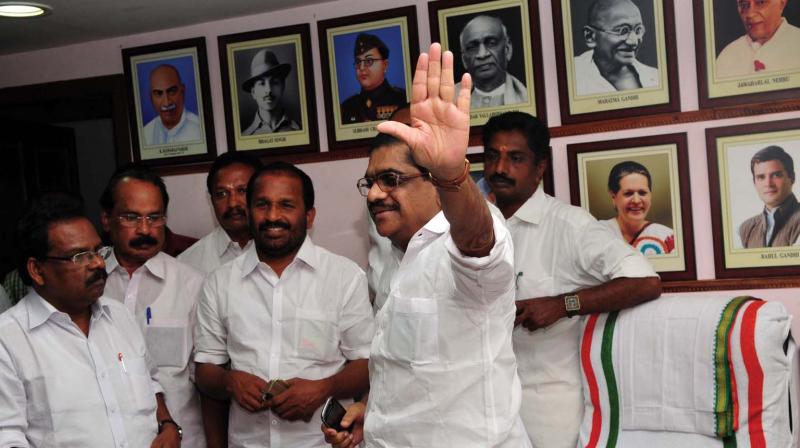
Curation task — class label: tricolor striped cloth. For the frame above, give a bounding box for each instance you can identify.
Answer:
[579,295,795,448]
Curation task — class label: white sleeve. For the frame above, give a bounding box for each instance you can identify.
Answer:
[0,333,30,448]
[193,273,230,365]
[337,269,375,360]
[578,220,657,280]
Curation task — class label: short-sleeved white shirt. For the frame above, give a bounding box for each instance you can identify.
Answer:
[178,226,253,275]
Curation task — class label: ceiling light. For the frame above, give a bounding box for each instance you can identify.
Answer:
[0,2,51,18]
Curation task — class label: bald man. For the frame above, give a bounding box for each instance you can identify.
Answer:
[574,0,659,96]
[143,64,203,146]
[716,0,800,77]
[455,15,528,108]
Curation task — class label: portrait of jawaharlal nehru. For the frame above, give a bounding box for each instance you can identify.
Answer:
[340,33,407,124]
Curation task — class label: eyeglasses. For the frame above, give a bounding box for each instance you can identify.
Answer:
[354,57,386,69]
[356,171,428,197]
[41,246,113,266]
[587,23,645,39]
[116,213,167,228]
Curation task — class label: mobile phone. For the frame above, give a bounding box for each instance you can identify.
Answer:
[321,397,350,432]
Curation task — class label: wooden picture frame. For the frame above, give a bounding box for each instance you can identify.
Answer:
[428,0,547,129]
[122,37,216,167]
[693,0,800,109]
[318,7,419,151]
[706,118,800,279]
[218,23,319,160]
[552,0,680,124]
[567,133,696,281]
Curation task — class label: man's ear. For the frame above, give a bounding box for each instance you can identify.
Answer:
[583,26,597,48]
[505,38,513,63]
[101,210,111,233]
[27,258,45,287]
[535,158,547,183]
[306,207,317,230]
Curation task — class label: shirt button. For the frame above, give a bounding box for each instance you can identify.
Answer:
[272,419,278,425]
[109,405,117,413]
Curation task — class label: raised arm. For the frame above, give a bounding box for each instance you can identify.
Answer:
[377,43,493,257]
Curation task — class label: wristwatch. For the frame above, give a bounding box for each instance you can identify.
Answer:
[564,294,581,318]
[158,418,183,440]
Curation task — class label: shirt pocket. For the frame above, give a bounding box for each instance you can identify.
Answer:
[145,317,191,368]
[123,355,157,413]
[516,275,555,300]
[290,308,339,362]
[385,297,440,364]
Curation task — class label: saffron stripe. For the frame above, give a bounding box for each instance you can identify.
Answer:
[601,311,620,448]
[582,314,602,448]
[741,300,767,448]
[715,296,751,437]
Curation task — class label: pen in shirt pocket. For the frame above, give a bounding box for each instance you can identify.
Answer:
[146,306,152,325]
[118,352,128,373]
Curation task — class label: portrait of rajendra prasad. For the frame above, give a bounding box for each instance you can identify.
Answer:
[454,14,528,108]
[573,0,659,96]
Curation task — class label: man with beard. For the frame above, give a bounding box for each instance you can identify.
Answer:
[455,14,528,108]
[0,193,180,447]
[574,0,659,96]
[179,152,263,274]
[324,43,529,448]
[143,64,203,146]
[716,0,800,77]
[194,162,374,447]
[101,165,204,447]
[481,111,661,448]
[241,50,301,135]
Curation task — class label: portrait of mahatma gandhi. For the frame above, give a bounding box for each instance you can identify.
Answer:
[142,64,202,146]
[573,0,659,96]
[715,0,800,77]
[240,49,301,135]
[454,14,528,108]
[739,145,800,248]
[339,33,407,124]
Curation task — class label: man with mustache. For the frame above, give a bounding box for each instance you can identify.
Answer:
[716,0,800,77]
[101,165,205,447]
[739,145,800,248]
[573,0,659,96]
[0,193,180,447]
[195,162,374,447]
[324,43,529,448]
[481,111,661,448]
[143,64,203,146]
[455,14,527,108]
[242,50,301,135]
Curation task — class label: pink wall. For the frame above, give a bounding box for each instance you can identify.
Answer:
[1,1,797,322]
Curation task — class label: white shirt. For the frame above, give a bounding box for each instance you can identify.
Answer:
[0,285,10,314]
[142,109,202,146]
[573,49,660,96]
[105,251,205,448]
[508,188,656,448]
[716,19,800,78]
[194,237,374,448]
[364,211,531,447]
[178,226,253,275]
[0,292,161,448]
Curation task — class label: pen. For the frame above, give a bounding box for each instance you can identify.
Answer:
[515,272,523,289]
[118,352,127,373]
[146,307,152,325]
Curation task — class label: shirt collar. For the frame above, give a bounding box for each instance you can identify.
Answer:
[212,226,249,257]
[105,249,167,280]
[239,236,319,278]
[26,290,111,330]
[511,187,546,224]
[249,109,290,133]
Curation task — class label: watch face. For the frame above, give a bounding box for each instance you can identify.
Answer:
[565,295,580,311]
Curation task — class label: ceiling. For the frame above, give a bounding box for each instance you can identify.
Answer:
[0,0,327,55]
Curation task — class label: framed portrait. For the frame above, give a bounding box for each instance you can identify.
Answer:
[552,0,680,125]
[467,151,554,196]
[428,0,547,128]
[567,133,696,281]
[318,7,418,151]
[706,118,800,279]
[218,24,318,158]
[122,37,216,167]
[694,0,800,109]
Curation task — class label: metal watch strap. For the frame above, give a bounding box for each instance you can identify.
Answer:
[158,418,183,440]
[428,159,470,192]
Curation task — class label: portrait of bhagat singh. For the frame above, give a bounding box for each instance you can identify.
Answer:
[340,33,407,124]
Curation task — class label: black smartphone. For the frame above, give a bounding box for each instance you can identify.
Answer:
[321,397,350,432]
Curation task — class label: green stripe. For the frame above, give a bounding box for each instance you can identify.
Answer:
[714,296,752,437]
[601,311,620,448]
[723,435,737,448]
